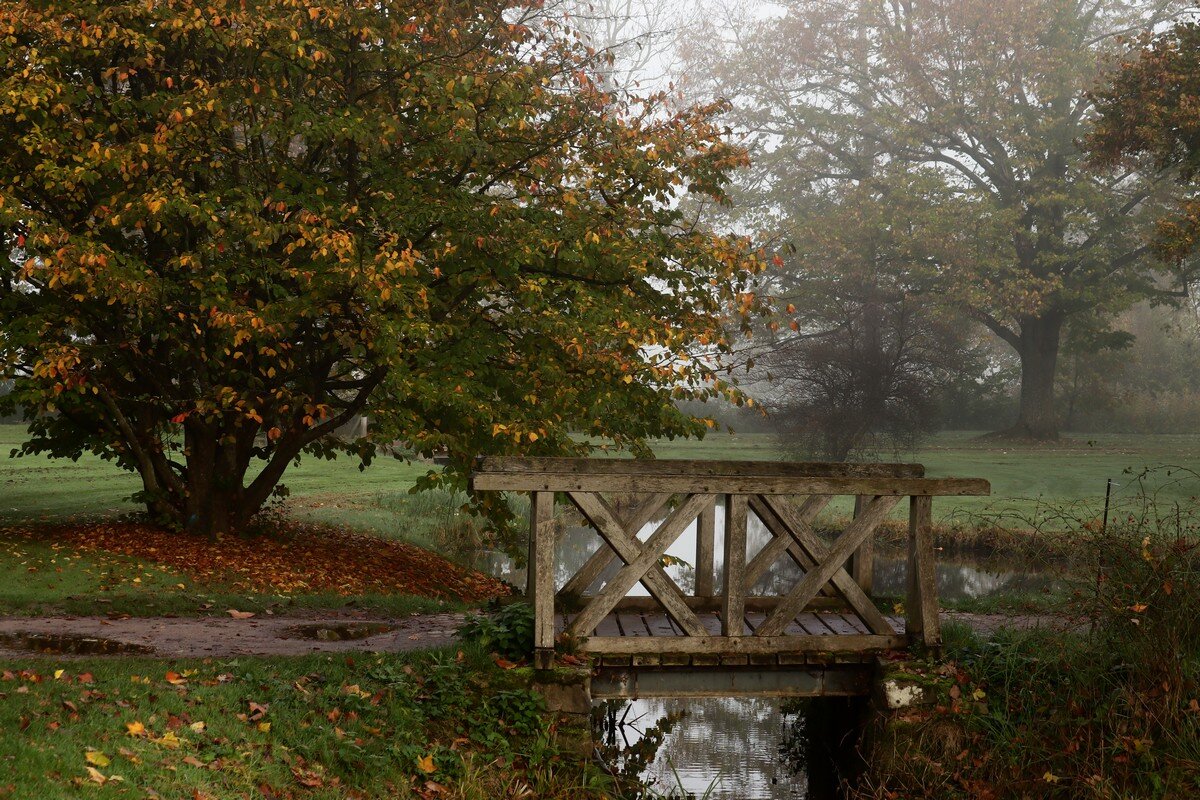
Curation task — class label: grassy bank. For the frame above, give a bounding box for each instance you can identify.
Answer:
[863,504,1200,799]
[0,646,609,800]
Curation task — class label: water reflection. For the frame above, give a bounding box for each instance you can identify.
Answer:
[596,698,808,799]
[595,697,863,800]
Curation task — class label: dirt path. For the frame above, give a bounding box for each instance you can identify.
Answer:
[0,610,1065,660]
[0,611,466,659]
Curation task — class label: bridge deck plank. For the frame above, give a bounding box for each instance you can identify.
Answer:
[554,611,903,653]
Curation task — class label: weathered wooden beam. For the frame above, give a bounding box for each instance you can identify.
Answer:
[590,666,873,698]
[695,501,716,598]
[751,495,895,637]
[530,491,555,670]
[558,492,672,597]
[755,495,903,637]
[581,634,906,655]
[722,494,747,636]
[567,492,712,637]
[743,494,833,586]
[471,473,989,496]
[473,456,924,479]
[850,495,874,594]
[608,596,859,613]
[906,495,941,650]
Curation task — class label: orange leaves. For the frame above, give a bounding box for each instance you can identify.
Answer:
[39,521,508,602]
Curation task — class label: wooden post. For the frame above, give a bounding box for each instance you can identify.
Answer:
[905,495,940,651]
[530,491,556,669]
[850,495,874,594]
[696,501,716,598]
[722,494,747,635]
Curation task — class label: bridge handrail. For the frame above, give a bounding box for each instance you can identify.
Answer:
[469,457,991,668]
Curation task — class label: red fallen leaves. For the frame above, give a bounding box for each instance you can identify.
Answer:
[6,521,509,602]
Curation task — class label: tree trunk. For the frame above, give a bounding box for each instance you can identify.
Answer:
[1008,313,1063,440]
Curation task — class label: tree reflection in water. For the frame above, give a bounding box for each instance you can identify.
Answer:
[593,696,862,799]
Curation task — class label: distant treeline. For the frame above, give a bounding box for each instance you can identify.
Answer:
[685,303,1200,441]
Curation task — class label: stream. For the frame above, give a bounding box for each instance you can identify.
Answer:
[475,499,1057,798]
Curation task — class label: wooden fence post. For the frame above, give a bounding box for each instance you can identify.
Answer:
[530,491,556,669]
[850,495,874,594]
[905,495,940,651]
[696,501,716,598]
[722,494,747,635]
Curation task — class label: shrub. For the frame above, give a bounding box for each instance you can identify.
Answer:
[458,602,535,662]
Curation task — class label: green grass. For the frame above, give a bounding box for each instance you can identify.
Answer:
[7,424,1197,534]
[0,424,432,525]
[652,430,1200,525]
[0,647,610,800]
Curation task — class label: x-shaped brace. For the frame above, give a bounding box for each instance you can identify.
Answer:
[566,492,713,638]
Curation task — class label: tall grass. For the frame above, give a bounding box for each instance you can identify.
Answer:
[862,484,1200,799]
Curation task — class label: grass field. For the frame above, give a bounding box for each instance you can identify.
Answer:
[4,424,1199,533]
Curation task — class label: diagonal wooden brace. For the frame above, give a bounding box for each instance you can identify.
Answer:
[755,494,902,637]
[751,495,895,635]
[559,492,673,597]
[743,495,834,589]
[567,492,713,637]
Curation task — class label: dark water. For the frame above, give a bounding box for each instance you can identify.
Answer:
[474,500,1052,799]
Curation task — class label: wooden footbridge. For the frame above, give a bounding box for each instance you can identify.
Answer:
[470,458,989,698]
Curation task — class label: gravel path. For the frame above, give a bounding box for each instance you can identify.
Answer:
[0,610,1065,660]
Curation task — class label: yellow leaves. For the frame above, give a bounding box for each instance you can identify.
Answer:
[164,670,187,685]
[84,750,110,768]
[154,731,182,749]
[416,754,436,774]
[1043,771,1061,784]
[257,722,271,733]
[308,7,321,21]
[84,766,122,785]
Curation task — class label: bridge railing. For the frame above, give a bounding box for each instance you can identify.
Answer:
[470,457,990,669]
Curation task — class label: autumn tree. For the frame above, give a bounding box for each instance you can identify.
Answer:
[1090,21,1200,268]
[687,0,1195,440]
[0,0,762,535]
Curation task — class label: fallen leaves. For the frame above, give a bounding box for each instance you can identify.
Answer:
[84,765,123,784]
[226,609,256,619]
[13,521,509,601]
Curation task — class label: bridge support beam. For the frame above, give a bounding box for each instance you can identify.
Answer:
[591,665,872,699]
